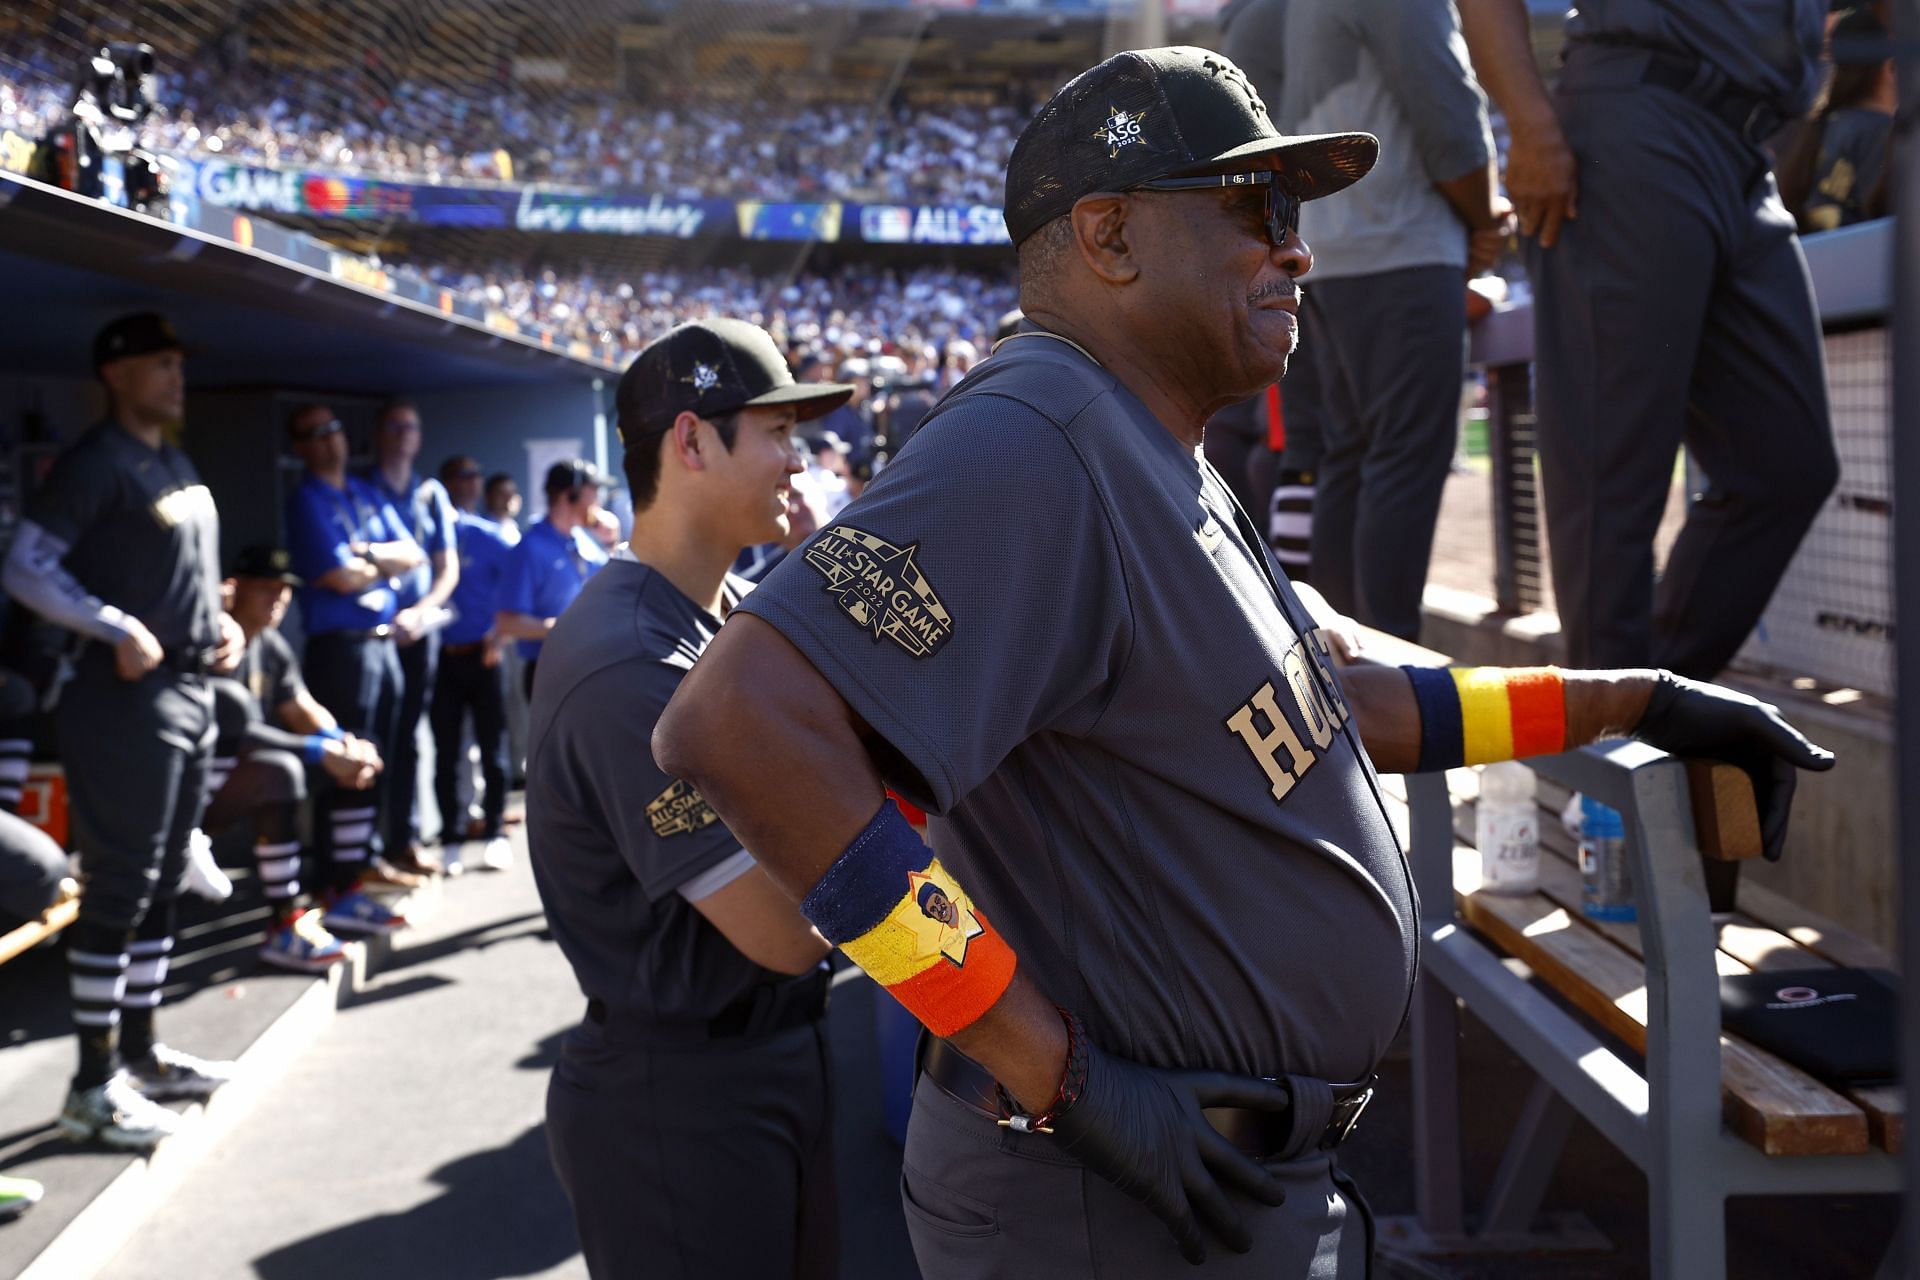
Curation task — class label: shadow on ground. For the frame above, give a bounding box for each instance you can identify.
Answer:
[253,1123,577,1280]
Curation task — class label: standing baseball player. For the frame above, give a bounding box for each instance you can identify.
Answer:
[2,313,242,1148]
[655,47,1835,1276]
[528,319,853,1278]
[1459,0,1837,676]
[284,402,425,933]
[362,400,458,873]
[495,460,608,698]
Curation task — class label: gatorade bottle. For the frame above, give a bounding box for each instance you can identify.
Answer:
[1579,795,1637,922]
[1476,761,1540,895]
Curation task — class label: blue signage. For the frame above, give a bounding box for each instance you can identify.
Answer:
[513,189,733,237]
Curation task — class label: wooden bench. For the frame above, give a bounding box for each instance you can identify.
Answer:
[1342,627,1902,1276]
[1381,732,1902,1277]
[0,893,76,968]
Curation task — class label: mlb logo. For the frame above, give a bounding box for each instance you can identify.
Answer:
[861,206,913,244]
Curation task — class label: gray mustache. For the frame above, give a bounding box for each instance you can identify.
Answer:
[1247,282,1301,306]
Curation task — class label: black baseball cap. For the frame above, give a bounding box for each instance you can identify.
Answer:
[1003,45,1379,246]
[228,545,301,585]
[545,459,607,495]
[93,311,189,371]
[616,319,854,444]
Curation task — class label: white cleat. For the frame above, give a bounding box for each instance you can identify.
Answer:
[59,1073,184,1150]
[183,829,233,902]
[477,836,514,872]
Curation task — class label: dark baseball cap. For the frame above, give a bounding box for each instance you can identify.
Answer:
[93,311,189,371]
[616,319,854,444]
[228,545,301,585]
[545,459,607,495]
[1003,45,1379,246]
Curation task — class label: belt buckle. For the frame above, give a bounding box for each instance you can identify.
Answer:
[1323,1085,1374,1148]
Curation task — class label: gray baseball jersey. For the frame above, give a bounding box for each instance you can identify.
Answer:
[738,335,1415,1084]
[527,560,779,1025]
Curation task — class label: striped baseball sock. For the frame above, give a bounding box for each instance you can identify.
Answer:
[205,753,237,801]
[118,935,173,1063]
[0,734,31,815]
[330,803,376,881]
[1268,472,1315,573]
[256,839,302,912]
[66,923,130,1088]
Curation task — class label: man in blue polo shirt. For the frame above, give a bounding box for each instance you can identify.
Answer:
[496,460,608,696]
[363,400,459,875]
[432,454,515,874]
[284,402,424,934]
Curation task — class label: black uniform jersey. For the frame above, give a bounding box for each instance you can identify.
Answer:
[239,629,307,727]
[739,336,1415,1084]
[28,422,221,654]
[527,558,787,1025]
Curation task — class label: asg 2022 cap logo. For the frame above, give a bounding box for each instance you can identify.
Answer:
[1093,104,1149,158]
[805,525,953,659]
[681,361,721,395]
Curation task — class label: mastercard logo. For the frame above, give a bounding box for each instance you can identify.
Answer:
[302,176,352,217]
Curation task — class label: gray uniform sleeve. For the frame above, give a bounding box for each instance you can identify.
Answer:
[2,521,135,645]
[1358,0,1492,182]
[557,660,748,902]
[735,394,1133,812]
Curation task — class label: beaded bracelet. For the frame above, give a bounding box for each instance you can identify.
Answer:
[996,1005,1090,1136]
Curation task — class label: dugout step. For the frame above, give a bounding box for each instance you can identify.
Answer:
[0,869,439,1280]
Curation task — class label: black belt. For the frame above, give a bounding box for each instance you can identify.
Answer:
[310,625,394,643]
[919,1036,1374,1159]
[1574,38,1786,146]
[160,645,216,675]
[442,639,487,657]
[585,969,831,1044]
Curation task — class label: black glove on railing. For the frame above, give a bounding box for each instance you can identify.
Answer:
[1048,1038,1291,1265]
[1631,670,1836,861]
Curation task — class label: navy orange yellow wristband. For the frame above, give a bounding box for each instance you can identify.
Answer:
[1402,666,1566,772]
[801,800,1017,1037]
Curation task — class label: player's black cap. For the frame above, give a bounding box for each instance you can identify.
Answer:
[544,459,607,496]
[616,319,854,445]
[1003,45,1379,246]
[92,311,189,371]
[229,545,302,585]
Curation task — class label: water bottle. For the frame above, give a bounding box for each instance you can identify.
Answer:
[1475,761,1540,895]
[1578,795,1636,922]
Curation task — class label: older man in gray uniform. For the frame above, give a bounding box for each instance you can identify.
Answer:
[1461,0,1837,675]
[657,47,1833,1277]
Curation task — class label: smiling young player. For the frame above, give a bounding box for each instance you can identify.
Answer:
[526,320,855,1279]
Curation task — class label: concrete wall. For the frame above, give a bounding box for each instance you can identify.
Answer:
[412,380,611,521]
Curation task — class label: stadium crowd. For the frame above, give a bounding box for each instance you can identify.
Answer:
[0,43,1030,203]
[408,260,1017,370]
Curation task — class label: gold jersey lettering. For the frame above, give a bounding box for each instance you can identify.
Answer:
[1282,647,1336,750]
[151,483,214,531]
[1225,680,1315,802]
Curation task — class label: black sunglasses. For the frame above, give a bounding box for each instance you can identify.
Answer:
[293,418,344,443]
[1129,170,1301,248]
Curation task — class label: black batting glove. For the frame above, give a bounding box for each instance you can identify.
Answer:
[1049,1040,1290,1265]
[1631,670,1836,861]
